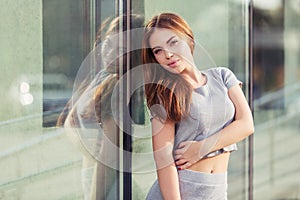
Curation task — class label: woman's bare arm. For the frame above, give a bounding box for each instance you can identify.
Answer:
[151,117,181,200]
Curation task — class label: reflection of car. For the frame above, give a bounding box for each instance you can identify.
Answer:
[43,73,73,127]
[43,73,73,97]
[43,98,69,127]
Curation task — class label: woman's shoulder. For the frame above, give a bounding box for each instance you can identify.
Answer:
[204,67,236,80]
[204,66,232,75]
[204,67,241,89]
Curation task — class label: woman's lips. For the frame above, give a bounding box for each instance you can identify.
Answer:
[168,60,179,67]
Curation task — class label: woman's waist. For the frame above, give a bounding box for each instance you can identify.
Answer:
[178,169,227,185]
[186,152,230,173]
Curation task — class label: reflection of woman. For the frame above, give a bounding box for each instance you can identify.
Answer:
[142,13,254,199]
[57,14,144,200]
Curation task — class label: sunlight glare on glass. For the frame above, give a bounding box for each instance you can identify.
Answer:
[19,82,30,93]
[20,93,34,105]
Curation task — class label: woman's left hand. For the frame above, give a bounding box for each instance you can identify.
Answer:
[174,141,203,170]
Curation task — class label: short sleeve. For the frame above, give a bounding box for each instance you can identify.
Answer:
[219,67,242,89]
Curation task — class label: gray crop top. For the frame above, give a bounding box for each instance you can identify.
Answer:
[151,67,242,158]
[175,67,242,157]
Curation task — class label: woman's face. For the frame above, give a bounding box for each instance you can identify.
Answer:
[101,33,127,73]
[149,28,194,74]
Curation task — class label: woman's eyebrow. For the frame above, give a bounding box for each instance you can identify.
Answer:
[166,35,176,44]
[151,46,160,51]
[151,35,177,51]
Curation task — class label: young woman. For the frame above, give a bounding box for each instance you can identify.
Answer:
[142,12,254,199]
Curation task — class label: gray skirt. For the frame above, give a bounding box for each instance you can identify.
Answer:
[146,169,228,200]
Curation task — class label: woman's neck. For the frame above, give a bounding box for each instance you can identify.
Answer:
[181,67,206,88]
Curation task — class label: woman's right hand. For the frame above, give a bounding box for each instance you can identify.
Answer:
[174,140,203,170]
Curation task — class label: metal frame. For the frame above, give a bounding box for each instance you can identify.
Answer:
[120,0,133,199]
[248,1,254,200]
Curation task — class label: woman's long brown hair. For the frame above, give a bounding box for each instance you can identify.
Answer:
[142,13,195,122]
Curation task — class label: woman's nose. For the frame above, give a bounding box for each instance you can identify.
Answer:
[164,50,173,59]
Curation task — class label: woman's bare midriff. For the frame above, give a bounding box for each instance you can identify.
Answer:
[187,152,230,173]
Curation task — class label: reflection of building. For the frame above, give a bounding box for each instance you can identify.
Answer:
[0,0,299,199]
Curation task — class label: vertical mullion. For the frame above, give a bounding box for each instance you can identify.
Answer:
[248,0,254,200]
[122,0,132,199]
[83,0,91,57]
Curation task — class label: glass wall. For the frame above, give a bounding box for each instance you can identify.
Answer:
[0,0,120,199]
[253,0,300,199]
[1,0,299,199]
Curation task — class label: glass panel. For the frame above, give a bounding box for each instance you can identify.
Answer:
[42,0,87,127]
[0,0,125,199]
[0,0,84,199]
[55,1,122,199]
[133,1,250,199]
[253,0,300,199]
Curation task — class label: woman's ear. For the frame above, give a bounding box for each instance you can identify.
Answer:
[190,41,195,53]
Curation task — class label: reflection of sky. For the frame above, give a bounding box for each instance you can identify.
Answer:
[254,0,282,10]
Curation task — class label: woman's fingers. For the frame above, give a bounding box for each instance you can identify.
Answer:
[175,141,201,169]
[174,154,182,160]
[177,141,188,149]
[174,148,184,156]
[177,161,192,170]
[174,141,191,154]
[175,158,186,166]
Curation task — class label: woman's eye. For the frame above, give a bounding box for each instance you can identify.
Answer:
[153,49,162,55]
[170,39,178,46]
